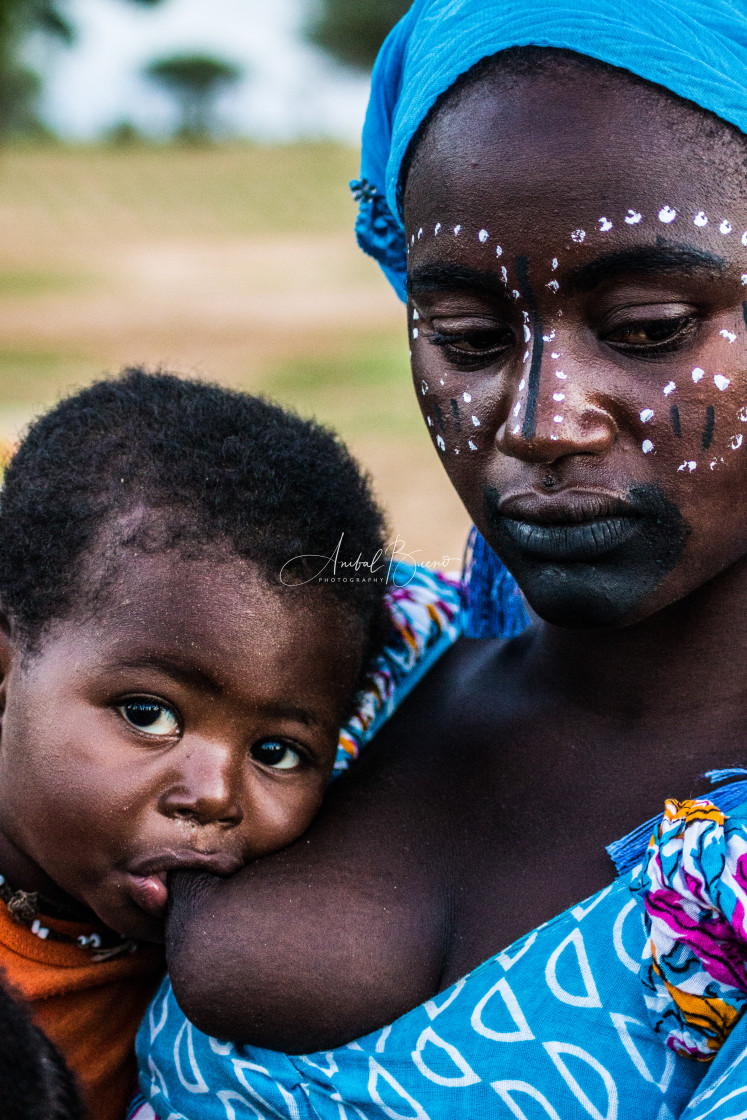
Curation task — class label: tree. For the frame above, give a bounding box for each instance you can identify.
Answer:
[305,0,410,70]
[144,53,242,142]
[0,0,164,138]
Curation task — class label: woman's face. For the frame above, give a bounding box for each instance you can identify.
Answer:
[404,66,747,627]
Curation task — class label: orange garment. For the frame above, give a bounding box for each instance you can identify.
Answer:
[0,900,164,1120]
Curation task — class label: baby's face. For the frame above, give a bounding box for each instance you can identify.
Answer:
[0,550,361,941]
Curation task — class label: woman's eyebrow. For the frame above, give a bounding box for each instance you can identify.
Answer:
[408,264,507,299]
[566,245,727,292]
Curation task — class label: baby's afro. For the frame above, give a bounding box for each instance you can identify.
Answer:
[0,368,389,649]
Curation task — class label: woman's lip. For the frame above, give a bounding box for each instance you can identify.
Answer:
[126,873,169,919]
[499,516,640,560]
[497,490,633,525]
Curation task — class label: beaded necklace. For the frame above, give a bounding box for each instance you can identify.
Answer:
[0,874,138,962]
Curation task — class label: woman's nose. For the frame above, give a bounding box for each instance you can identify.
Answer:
[158,739,244,829]
[495,355,617,463]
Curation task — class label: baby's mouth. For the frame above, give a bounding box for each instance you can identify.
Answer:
[127,872,168,918]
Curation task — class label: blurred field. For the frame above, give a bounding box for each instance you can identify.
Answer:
[0,142,469,564]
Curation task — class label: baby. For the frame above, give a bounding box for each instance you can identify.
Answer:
[0,369,460,1120]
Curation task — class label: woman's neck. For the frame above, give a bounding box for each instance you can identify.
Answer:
[526,554,746,726]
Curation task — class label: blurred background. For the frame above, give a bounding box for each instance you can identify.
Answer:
[0,0,470,564]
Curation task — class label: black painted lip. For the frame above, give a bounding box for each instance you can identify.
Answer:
[499,516,640,560]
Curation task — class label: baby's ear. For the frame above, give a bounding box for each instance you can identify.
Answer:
[0,612,14,718]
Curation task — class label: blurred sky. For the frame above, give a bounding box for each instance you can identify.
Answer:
[38,0,371,141]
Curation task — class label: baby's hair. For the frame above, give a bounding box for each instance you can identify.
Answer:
[401,45,747,206]
[0,978,85,1119]
[0,368,389,652]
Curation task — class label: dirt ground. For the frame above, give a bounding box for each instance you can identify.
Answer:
[0,142,470,565]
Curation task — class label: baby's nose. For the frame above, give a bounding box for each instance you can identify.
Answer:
[158,738,244,829]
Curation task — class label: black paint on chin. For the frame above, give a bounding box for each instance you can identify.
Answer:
[481,483,690,628]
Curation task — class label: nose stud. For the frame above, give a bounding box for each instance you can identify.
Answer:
[542,472,557,490]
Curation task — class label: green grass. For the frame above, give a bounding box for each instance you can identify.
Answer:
[0,142,362,239]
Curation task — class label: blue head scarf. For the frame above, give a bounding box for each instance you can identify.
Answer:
[350,0,747,638]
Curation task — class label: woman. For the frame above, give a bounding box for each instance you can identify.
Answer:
[137,2,747,1116]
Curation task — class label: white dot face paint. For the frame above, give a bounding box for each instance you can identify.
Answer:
[513,402,521,417]
[741,274,747,286]
[434,222,441,235]
[523,351,529,363]
[719,220,732,235]
[741,231,747,246]
[518,379,526,391]
[625,209,642,224]
[720,330,737,343]
[421,380,428,395]
[677,460,697,472]
[551,258,559,270]
[496,245,503,257]
[693,211,708,227]
[512,290,521,300]
[692,367,705,382]
[546,280,560,292]
[731,433,744,450]
[500,266,508,285]
[468,439,477,451]
[471,415,480,427]
[658,206,677,224]
[556,371,567,380]
[553,392,565,402]
[463,391,472,403]
[571,229,586,243]
[412,328,419,339]
[410,234,415,245]
[738,406,747,422]
[551,352,560,360]
[598,217,613,231]
[642,440,654,454]
[436,435,446,451]
[523,325,532,342]
[640,409,654,422]
[453,225,462,236]
[542,330,556,342]
[663,381,676,395]
[478,229,489,243]
[418,228,423,239]
[714,374,731,391]
[553,415,564,424]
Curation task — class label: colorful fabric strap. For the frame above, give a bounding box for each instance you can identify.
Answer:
[633,795,747,1062]
[333,562,461,773]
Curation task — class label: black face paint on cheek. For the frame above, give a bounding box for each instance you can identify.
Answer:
[515,256,544,440]
[433,401,445,431]
[450,399,461,432]
[670,405,681,438]
[742,301,747,330]
[481,483,690,628]
[702,406,715,450]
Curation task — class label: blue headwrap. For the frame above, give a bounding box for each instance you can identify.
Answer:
[352,0,747,303]
[350,0,747,639]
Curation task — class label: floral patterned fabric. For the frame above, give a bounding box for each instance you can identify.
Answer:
[634,796,747,1061]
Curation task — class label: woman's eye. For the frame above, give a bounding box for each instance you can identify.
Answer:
[250,740,302,770]
[603,315,698,352]
[119,699,179,737]
[428,326,514,365]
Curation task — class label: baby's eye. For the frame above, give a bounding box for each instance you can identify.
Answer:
[119,698,179,737]
[250,740,302,770]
